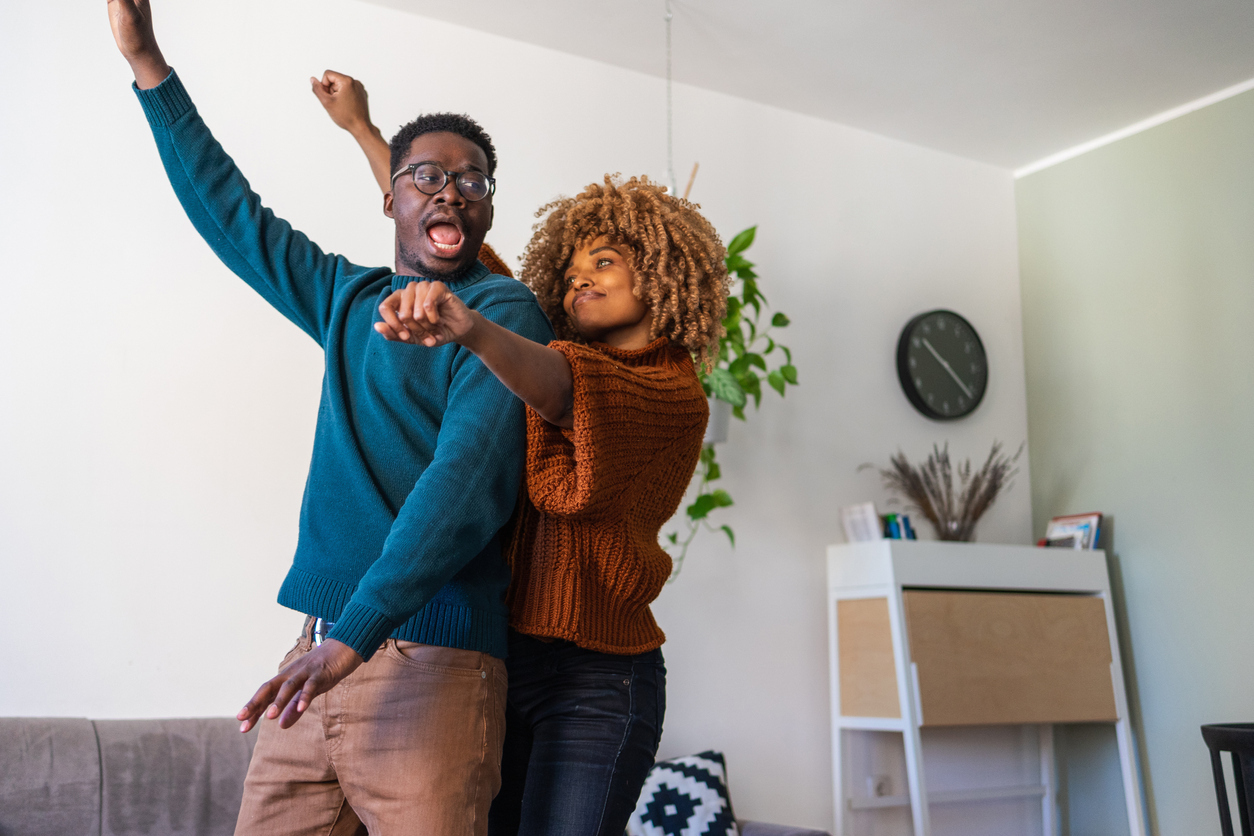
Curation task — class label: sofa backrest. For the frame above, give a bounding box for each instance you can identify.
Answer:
[1,718,257,836]
[0,718,101,836]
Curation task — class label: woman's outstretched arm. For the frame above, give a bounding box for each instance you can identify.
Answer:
[311,70,392,194]
[376,282,575,428]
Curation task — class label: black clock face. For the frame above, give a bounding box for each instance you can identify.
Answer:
[896,310,987,420]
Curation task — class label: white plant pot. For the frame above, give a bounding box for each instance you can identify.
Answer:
[704,397,731,445]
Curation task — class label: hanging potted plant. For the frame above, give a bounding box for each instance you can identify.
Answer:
[663,226,798,577]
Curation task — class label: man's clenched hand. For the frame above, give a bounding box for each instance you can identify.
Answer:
[237,639,363,732]
[311,70,376,137]
[107,0,170,89]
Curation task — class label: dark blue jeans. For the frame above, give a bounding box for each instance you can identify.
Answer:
[488,630,666,836]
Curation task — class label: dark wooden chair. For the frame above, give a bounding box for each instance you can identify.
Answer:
[1201,723,1254,836]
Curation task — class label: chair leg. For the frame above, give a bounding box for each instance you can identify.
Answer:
[1212,749,1235,836]
[1237,751,1254,836]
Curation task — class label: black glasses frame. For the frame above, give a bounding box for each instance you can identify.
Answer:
[390,163,496,202]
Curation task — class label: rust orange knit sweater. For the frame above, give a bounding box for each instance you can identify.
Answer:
[505,337,709,654]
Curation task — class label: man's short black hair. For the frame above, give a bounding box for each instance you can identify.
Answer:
[389,113,498,179]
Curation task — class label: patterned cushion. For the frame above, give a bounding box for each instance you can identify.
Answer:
[628,751,739,836]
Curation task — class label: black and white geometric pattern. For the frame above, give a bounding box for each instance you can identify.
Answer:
[627,751,739,836]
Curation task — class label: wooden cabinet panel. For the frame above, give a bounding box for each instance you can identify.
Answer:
[837,597,900,718]
[903,590,1117,726]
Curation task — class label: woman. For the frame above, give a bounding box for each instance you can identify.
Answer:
[321,73,730,836]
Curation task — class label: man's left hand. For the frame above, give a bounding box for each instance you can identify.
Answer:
[237,639,363,732]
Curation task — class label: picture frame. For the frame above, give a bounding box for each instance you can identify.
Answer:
[841,502,883,542]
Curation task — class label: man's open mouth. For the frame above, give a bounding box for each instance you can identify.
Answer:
[426,222,465,256]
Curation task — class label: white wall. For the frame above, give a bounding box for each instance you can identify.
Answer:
[0,1,1031,830]
[1017,89,1254,836]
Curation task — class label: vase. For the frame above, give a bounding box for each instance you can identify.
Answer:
[704,397,731,445]
[936,520,974,542]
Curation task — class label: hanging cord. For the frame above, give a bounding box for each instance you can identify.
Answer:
[665,0,677,196]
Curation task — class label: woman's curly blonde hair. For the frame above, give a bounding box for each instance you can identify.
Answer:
[519,175,730,369]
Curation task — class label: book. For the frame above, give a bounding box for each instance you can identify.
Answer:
[900,514,917,540]
[1044,513,1102,549]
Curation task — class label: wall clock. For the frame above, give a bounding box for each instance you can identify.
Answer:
[896,309,987,420]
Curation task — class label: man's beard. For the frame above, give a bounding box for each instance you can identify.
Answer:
[399,239,477,282]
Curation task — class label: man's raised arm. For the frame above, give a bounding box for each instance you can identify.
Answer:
[109,0,363,345]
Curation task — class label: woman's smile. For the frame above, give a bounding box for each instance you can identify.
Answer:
[571,288,605,309]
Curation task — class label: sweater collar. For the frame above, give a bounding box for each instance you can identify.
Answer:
[390,260,490,293]
[589,336,681,367]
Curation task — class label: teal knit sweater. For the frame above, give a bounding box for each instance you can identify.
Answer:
[135,71,554,660]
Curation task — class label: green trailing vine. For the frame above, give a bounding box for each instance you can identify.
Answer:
[663,226,798,578]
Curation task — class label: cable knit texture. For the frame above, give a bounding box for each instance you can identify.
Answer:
[507,338,709,654]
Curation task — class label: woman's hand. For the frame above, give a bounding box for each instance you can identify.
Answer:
[375,281,479,348]
[311,69,392,194]
[379,282,575,426]
[310,70,375,136]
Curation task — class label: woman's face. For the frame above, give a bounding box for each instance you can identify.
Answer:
[562,236,652,348]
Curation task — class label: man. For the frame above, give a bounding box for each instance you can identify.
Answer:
[107,2,554,834]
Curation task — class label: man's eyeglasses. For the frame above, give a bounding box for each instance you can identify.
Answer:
[390,163,495,202]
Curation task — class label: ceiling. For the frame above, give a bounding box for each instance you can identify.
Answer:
[364,0,1254,171]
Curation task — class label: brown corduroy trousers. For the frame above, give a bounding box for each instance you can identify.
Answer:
[234,624,507,836]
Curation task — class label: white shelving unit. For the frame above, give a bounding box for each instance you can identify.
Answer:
[826,540,1147,836]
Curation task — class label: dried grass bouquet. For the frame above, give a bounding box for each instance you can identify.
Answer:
[876,442,1022,541]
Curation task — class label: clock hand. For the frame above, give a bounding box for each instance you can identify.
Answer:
[921,337,974,399]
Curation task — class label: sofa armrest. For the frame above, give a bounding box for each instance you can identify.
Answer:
[739,820,832,836]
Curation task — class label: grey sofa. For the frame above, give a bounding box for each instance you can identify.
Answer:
[0,718,828,836]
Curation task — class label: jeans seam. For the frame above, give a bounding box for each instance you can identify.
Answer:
[471,658,495,836]
[592,665,636,836]
[660,653,668,751]
[321,796,355,836]
[324,660,344,767]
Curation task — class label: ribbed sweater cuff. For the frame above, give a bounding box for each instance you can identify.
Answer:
[132,69,193,127]
[326,602,394,662]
